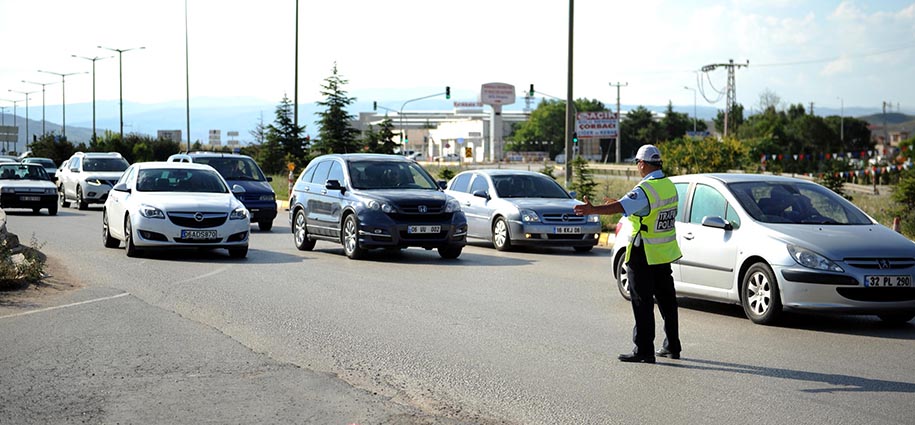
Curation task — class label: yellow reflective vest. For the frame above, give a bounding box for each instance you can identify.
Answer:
[625,177,683,265]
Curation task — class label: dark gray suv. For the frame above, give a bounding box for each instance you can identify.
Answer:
[289,154,467,259]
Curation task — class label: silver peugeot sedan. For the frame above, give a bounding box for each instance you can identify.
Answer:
[445,169,601,252]
[610,173,915,325]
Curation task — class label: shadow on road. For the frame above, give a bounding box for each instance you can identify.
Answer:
[664,357,915,394]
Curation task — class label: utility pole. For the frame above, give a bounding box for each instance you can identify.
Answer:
[700,59,748,138]
[838,97,844,142]
[883,101,892,158]
[564,0,574,188]
[809,102,814,115]
[608,82,627,163]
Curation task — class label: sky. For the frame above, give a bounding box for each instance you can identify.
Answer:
[1,0,914,120]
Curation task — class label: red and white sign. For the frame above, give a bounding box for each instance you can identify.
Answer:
[480,83,516,105]
[575,111,619,138]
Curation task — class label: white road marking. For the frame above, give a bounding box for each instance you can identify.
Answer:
[0,292,130,320]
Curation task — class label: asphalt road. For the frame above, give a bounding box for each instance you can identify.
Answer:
[1,206,914,424]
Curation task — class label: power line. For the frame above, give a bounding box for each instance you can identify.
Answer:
[752,43,915,68]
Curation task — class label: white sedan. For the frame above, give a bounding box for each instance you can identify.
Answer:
[102,162,250,258]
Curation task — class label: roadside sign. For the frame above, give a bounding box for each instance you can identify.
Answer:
[575,111,618,138]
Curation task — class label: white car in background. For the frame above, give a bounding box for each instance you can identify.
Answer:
[611,173,915,325]
[102,162,250,258]
[0,163,58,215]
[59,151,130,210]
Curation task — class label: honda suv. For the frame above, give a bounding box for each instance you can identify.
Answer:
[289,154,467,259]
[58,152,130,210]
[167,152,277,231]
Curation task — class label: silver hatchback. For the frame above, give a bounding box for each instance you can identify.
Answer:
[610,173,915,325]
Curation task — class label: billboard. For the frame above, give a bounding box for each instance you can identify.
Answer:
[575,111,618,138]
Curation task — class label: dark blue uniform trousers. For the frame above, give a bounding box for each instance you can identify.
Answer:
[626,243,681,356]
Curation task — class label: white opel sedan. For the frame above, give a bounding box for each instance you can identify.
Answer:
[102,162,250,258]
[611,173,915,325]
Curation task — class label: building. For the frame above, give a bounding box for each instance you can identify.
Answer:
[157,130,182,143]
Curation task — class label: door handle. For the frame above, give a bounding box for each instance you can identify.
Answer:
[463,202,471,206]
[321,189,327,195]
[683,233,694,240]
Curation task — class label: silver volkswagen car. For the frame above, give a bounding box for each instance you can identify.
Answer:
[445,169,601,252]
[611,173,915,325]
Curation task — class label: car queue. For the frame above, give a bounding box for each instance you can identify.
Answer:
[3,151,914,326]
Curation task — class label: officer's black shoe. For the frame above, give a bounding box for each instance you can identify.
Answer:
[656,347,680,359]
[618,353,656,363]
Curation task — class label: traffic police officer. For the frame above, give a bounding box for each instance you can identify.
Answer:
[574,144,682,363]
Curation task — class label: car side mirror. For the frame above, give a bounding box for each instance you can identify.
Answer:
[266,176,273,182]
[232,184,246,194]
[472,189,490,200]
[70,167,79,173]
[437,180,447,190]
[701,216,733,231]
[569,191,577,198]
[325,179,343,192]
[112,182,130,193]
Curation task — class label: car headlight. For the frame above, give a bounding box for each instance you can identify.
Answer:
[45,188,57,195]
[0,187,14,193]
[366,199,394,213]
[86,178,103,186]
[519,208,540,223]
[230,207,249,220]
[787,245,844,272]
[259,194,275,201]
[587,214,600,223]
[444,199,461,213]
[139,204,165,219]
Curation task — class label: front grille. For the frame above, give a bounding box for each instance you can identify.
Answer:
[167,212,228,228]
[844,258,915,270]
[398,202,445,214]
[399,230,448,240]
[836,287,915,302]
[173,237,222,244]
[388,212,452,222]
[541,213,586,224]
[545,233,589,240]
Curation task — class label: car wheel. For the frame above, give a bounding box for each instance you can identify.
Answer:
[293,209,315,251]
[228,245,248,258]
[574,245,593,253]
[438,244,463,259]
[48,203,58,216]
[58,186,70,208]
[102,210,119,248]
[258,220,273,231]
[124,215,140,258]
[877,312,915,324]
[741,262,783,325]
[76,186,88,210]
[615,250,631,301]
[342,214,365,259]
[492,217,512,251]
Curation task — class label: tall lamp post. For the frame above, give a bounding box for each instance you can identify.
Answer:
[72,54,112,143]
[837,96,844,142]
[684,86,697,132]
[0,98,23,153]
[98,45,145,141]
[21,79,58,136]
[37,69,85,139]
[8,90,36,150]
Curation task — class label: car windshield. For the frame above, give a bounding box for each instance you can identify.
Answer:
[25,158,56,168]
[728,180,872,225]
[193,157,266,181]
[0,164,50,181]
[348,161,439,190]
[136,169,228,193]
[491,174,570,198]
[84,157,129,172]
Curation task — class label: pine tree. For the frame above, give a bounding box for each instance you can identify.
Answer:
[266,94,307,167]
[314,63,361,154]
[569,156,597,201]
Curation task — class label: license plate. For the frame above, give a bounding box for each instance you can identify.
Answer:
[20,196,40,201]
[408,225,440,234]
[864,275,912,287]
[554,226,581,234]
[181,229,217,239]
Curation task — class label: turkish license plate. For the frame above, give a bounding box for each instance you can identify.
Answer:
[408,225,440,234]
[20,196,40,201]
[864,275,912,287]
[181,229,217,240]
[554,226,581,234]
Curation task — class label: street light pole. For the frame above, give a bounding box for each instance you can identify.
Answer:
[37,69,85,139]
[21,79,58,136]
[72,55,112,143]
[8,90,36,150]
[98,45,146,140]
[837,96,844,143]
[684,86,697,132]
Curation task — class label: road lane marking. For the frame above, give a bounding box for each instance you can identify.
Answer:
[0,292,130,320]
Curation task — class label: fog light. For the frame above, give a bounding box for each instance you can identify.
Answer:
[88,192,97,197]
[525,233,532,239]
